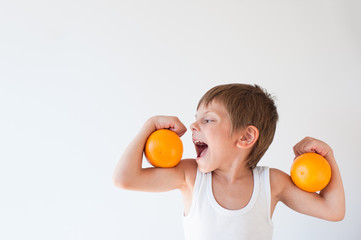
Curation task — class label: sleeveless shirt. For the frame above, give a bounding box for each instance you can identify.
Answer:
[183,166,273,240]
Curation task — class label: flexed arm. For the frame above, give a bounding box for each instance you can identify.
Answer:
[271,137,345,221]
[112,116,189,192]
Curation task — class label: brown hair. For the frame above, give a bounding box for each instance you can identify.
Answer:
[197,83,278,169]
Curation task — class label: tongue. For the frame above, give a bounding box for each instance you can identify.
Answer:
[199,147,208,158]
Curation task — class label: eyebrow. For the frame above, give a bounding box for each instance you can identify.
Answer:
[195,111,211,119]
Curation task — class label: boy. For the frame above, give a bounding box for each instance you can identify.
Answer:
[113,83,345,240]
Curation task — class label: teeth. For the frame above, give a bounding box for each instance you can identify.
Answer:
[194,140,207,145]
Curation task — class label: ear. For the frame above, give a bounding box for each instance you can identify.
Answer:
[237,126,259,149]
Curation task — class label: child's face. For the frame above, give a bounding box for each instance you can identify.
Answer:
[190,100,241,173]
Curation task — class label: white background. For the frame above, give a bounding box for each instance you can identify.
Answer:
[1,0,360,239]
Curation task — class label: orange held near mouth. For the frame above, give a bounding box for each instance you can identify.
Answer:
[144,129,183,168]
[290,152,332,192]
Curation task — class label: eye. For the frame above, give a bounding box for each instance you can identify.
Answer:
[204,119,213,124]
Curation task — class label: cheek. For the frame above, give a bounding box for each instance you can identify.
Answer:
[211,131,229,145]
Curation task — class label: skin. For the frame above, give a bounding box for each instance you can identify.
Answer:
[113,101,345,221]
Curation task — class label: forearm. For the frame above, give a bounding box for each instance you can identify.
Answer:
[112,118,156,187]
[319,152,345,220]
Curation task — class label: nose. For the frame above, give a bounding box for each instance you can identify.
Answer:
[190,121,199,132]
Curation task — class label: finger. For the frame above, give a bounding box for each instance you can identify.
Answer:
[293,141,303,157]
[293,137,310,157]
[301,138,319,154]
[293,148,300,158]
[293,148,303,159]
[169,118,187,137]
[178,127,187,137]
[170,125,187,136]
[178,125,187,137]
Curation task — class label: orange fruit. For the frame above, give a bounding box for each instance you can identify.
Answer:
[144,129,183,168]
[290,152,331,192]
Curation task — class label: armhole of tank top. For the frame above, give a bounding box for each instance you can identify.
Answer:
[184,167,202,219]
[263,167,274,227]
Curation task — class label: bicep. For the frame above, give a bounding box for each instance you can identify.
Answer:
[116,159,193,193]
[271,168,333,221]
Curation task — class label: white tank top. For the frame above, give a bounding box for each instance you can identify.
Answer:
[183,166,273,240]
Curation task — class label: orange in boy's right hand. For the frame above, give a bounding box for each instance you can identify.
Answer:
[144,129,183,168]
[290,152,332,192]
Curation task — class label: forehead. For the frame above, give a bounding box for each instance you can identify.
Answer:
[196,100,228,117]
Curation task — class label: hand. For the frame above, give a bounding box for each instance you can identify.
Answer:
[148,115,187,137]
[293,137,333,159]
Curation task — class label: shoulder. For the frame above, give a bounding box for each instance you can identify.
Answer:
[178,159,198,189]
[269,168,292,200]
[269,167,289,180]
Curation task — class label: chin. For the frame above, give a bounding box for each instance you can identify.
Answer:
[197,160,214,173]
[199,168,211,173]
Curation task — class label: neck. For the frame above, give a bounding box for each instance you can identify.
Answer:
[213,159,253,184]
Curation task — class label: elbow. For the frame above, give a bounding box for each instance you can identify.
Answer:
[328,216,344,222]
[327,209,345,222]
[113,166,142,190]
[112,176,121,188]
[112,174,134,190]
[330,213,345,222]
[112,175,128,189]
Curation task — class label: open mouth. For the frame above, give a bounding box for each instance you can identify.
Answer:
[194,140,208,158]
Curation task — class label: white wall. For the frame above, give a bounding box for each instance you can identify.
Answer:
[1,0,360,239]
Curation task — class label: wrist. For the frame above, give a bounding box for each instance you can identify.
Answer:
[143,117,157,133]
[324,149,335,161]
